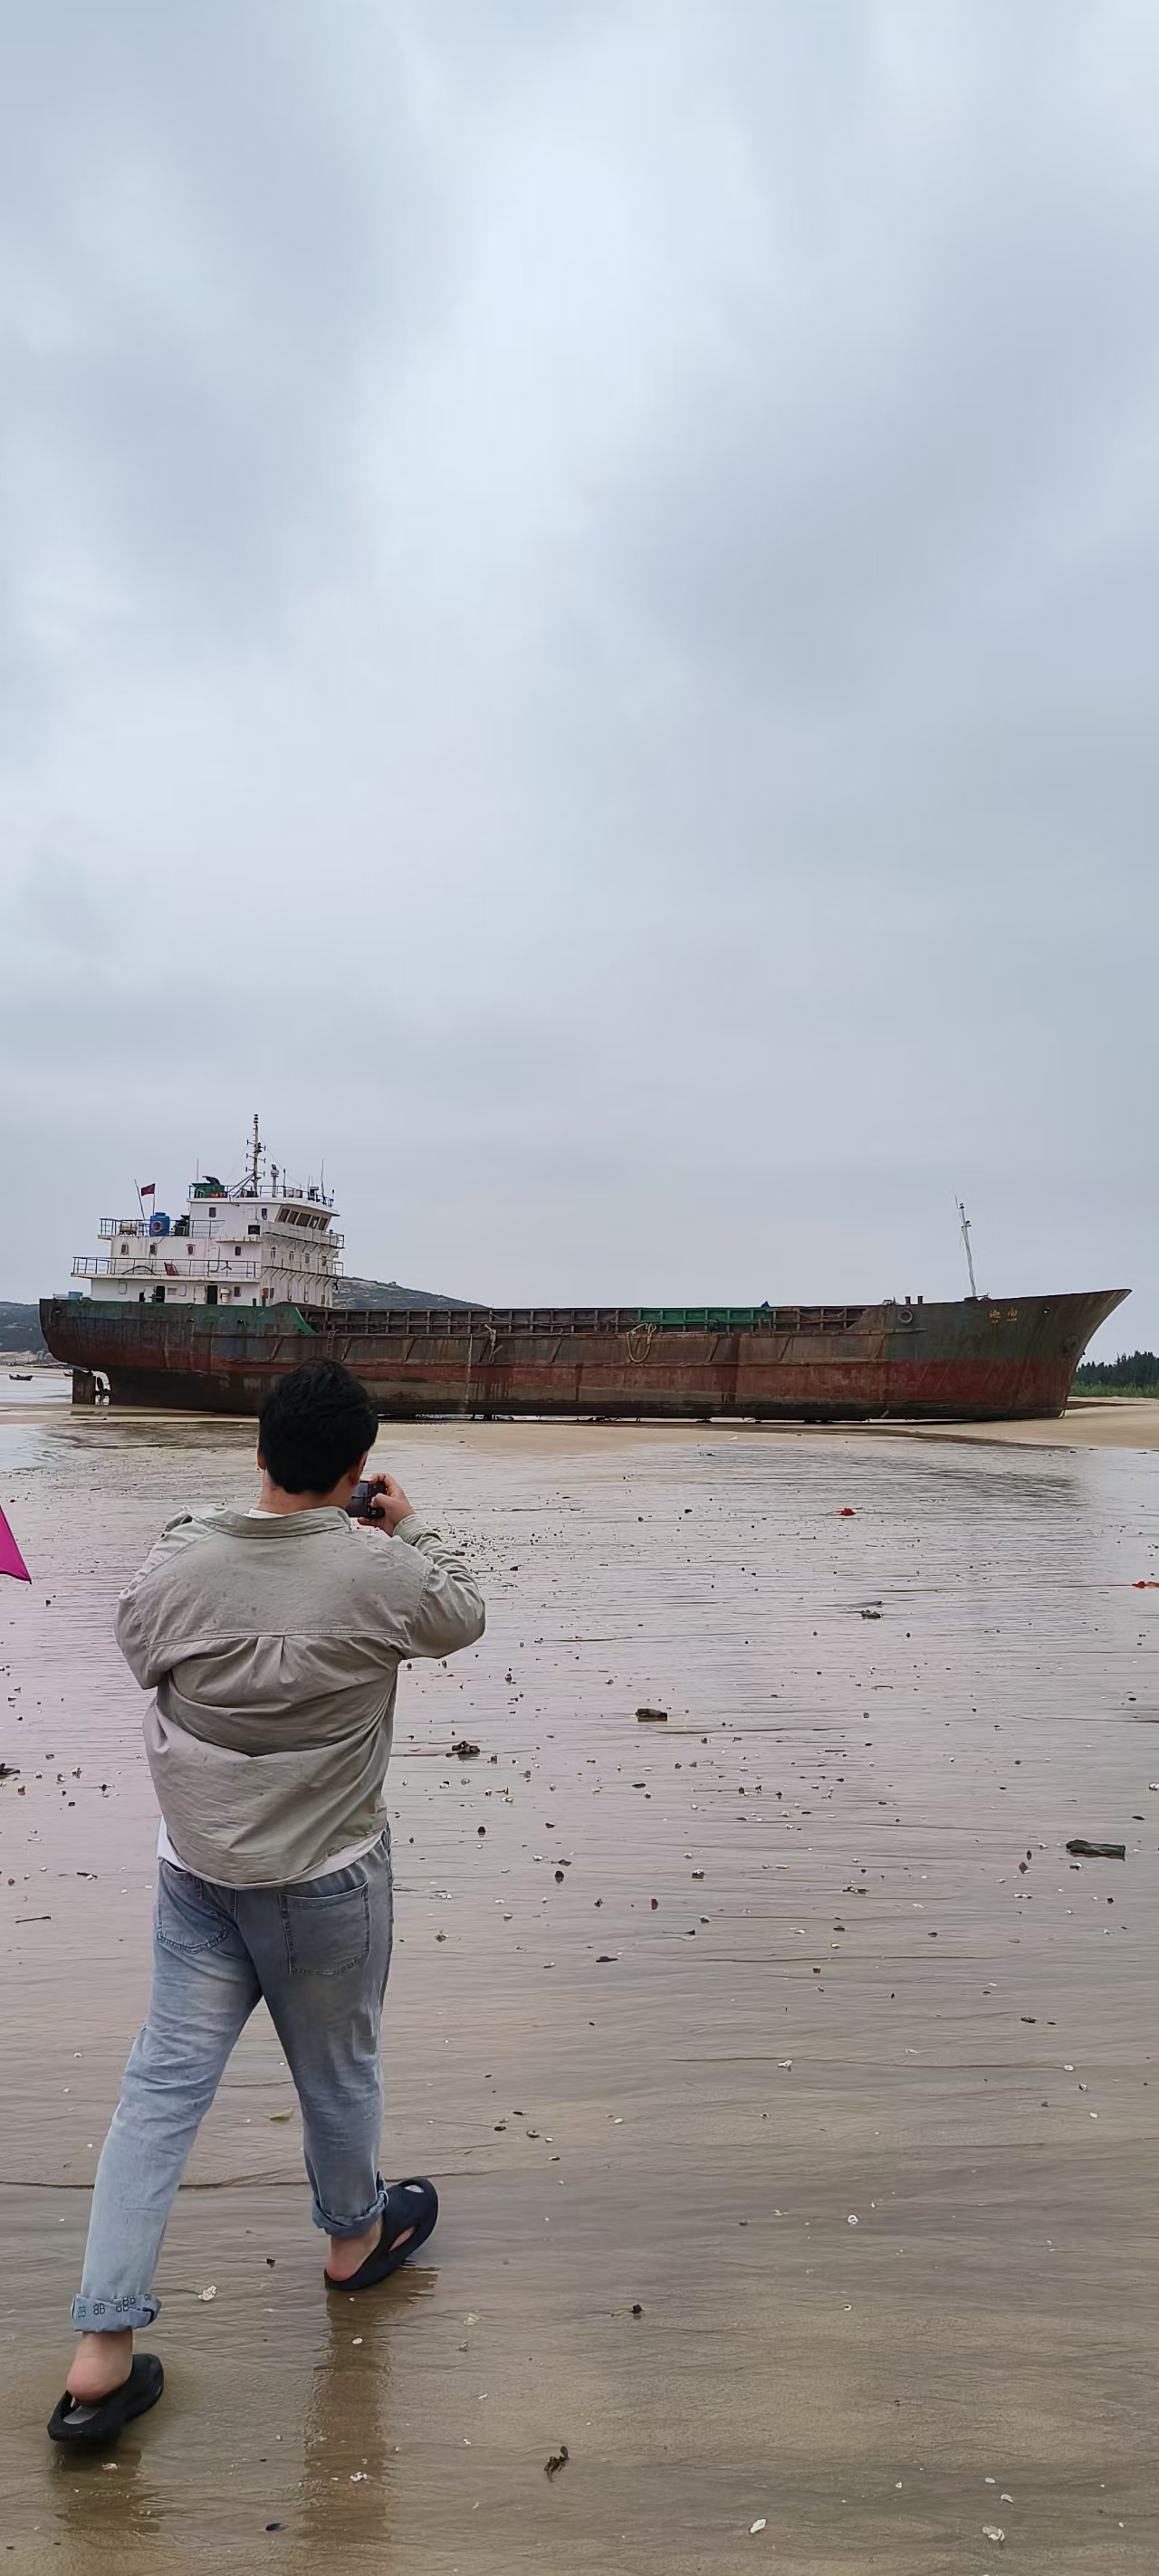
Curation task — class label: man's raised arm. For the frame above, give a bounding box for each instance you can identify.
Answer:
[364,1474,485,1659]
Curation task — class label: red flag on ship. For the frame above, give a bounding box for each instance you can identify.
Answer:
[139,1183,156,1197]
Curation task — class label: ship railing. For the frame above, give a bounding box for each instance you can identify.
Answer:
[180,1257,262,1280]
[302,1302,870,1336]
[96,1219,258,1245]
[227,1180,336,1207]
[74,1255,262,1281]
[99,1219,211,1244]
[261,1228,343,1248]
[72,1274,871,1325]
[177,1216,345,1248]
[95,1216,345,1246]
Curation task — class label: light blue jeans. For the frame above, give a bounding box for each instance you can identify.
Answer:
[72,1830,394,2333]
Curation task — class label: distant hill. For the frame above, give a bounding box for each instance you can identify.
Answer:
[0,1302,49,1357]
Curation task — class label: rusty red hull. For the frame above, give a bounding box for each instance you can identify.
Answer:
[40,1289,1128,1420]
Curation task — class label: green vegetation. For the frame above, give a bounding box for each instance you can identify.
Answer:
[1074,1350,1159,1396]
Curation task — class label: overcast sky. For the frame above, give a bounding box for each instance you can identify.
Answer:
[1,1,1154,1350]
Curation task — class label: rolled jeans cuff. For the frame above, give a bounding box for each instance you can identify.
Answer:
[312,2172,388,2238]
[72,2290,160,2332]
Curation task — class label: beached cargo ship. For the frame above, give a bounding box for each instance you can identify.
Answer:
[40,1135,1127,1422]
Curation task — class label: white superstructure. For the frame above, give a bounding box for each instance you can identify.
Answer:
[69,1121,344,1312]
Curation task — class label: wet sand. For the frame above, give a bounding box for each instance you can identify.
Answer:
[2,1399,1158,2571]
[902,1397,1159,1453]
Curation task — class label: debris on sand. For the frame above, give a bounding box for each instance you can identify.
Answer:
[1066,1837,1125,1860]
[636,1707,668,1722]
[544,2444,570,2478]
[453,1739,481,1758]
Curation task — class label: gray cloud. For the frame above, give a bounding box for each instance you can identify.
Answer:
[0,0,426,680]
[0,0,1154,1346]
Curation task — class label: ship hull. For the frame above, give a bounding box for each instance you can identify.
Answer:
[39,1290,1128,1422]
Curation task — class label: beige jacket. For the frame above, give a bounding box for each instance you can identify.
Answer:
[114,1506,484,1885]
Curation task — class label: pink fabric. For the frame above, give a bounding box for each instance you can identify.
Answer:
[0,1505,30,1583]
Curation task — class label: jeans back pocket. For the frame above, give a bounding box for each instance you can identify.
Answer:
[281,1880,372,1977]
[156,1861,235,1956]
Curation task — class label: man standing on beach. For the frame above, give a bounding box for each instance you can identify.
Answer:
[49,1360,484,2446]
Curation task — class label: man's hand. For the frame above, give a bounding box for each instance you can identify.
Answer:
[360,1474,414,1534]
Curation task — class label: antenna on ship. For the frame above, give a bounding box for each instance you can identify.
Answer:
[250,1112,263,1197]
[956,1196,979,1300]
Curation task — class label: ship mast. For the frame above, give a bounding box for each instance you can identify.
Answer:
[956,1196,979,1299]
[250,1113,263,1197]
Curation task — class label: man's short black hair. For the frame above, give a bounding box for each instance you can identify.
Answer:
[258,1360,378,1495]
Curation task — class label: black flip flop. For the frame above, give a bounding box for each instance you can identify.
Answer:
[324,2178,439,2291]
[48,2353,164,2446]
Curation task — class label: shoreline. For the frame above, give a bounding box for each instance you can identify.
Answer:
[4,1382,1158,1452]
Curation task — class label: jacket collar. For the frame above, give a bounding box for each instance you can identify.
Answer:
[197,1506,354,1539]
